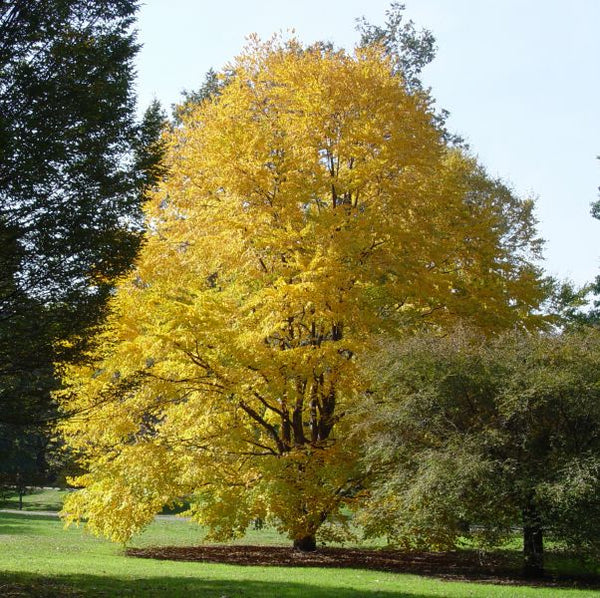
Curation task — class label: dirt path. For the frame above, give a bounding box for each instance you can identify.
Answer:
[0,509,58,517]
[0,509,184,521]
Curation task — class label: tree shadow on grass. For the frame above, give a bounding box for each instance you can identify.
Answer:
[0,517,41,536]
[0,489,63,513]
[126,545,600,591]
[0,513,59,536]
[0,571,434,598]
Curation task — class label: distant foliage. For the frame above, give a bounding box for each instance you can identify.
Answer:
[355,1,436,89]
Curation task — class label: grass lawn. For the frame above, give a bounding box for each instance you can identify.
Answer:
[0,487,68,512]
[0,511,596,597]
[0,489,598,596]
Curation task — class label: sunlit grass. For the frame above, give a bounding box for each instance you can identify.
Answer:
[0,489,598,596]
[0,487,68,512]
[0,512,597,597]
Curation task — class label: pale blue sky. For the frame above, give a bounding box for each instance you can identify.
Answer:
[135,1,600,287]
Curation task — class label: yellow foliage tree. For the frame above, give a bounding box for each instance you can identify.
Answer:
[57,38,547,550]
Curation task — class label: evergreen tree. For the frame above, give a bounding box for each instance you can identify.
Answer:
[0,1,164,478]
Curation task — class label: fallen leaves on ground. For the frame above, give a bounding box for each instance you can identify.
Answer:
[126,545,600,590]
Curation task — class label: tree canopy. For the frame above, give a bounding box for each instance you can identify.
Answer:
[359,327,600,576]
[0,0,143,317]
[58,37,548,548]
[0,0,164,485]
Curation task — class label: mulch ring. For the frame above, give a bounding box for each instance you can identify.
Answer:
[126,545,600,589]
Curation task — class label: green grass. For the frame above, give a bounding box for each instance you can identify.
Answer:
[0,487,68,512]
[0,512,597,597]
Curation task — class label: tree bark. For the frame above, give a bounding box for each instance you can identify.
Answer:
[522,500,544,577]
[293,534,317,552]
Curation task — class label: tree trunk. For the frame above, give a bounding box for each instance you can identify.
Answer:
[293,534,317,552]
[522,500,544,577]
[17,473,23,511]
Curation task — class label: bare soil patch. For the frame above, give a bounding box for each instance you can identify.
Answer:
[126,545,600,589]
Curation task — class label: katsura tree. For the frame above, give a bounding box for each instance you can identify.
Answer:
[358,328,600,576]
[57,37,547,549]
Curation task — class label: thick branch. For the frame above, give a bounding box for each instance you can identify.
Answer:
[239,400,286,454]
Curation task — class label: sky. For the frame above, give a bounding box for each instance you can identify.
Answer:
[134,0,600,287]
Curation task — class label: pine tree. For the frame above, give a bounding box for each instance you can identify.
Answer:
[0,0,164,479]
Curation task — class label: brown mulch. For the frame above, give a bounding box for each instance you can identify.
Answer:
[125,545,600,589]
